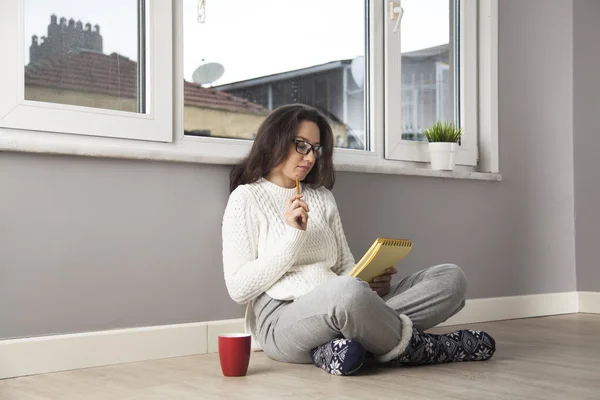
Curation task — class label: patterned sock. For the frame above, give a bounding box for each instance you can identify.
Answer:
[391,328,496,366]
[311,338,366,376]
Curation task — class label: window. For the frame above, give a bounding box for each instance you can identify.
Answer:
[24,2,142,113]
[179,0,496,172]
[0,0,497,176]
[385,0,478,165]
[0,0,172,142]
[399,0,453,144]
[181,0,368,150]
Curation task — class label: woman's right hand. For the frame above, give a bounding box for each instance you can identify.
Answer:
[285,195,309,231]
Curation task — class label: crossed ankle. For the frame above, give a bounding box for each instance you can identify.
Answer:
[311,338,366,376]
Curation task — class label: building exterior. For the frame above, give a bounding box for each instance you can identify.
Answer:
[25,15,270,141]
[29,15,103,64]
[215,44,452,146]
[400,44,452,141]
[214,60,366,149]
[25,15,449,147]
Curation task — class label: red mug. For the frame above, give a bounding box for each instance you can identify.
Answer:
[218,333,251,377]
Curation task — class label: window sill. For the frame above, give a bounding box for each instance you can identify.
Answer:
[0,129,502,182]
[336,160,502,181]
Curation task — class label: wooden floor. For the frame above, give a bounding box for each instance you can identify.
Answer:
[1,314,599,400]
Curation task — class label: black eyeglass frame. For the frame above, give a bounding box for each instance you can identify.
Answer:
[292,139,324,159]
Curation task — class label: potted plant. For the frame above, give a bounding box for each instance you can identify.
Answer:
[421,121,463,171]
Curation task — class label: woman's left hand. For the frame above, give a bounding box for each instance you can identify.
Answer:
[369,267,398,297]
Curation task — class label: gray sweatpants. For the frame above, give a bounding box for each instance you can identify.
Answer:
[253,264,467,363]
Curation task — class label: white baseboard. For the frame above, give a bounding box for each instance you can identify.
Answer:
[579,291,600,314]
[0,322,208,380]
[439,291,579,326]
[0,291,594,380]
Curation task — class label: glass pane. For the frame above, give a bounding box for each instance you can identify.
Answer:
[24,0,144,113]
[400,0,454,142]
[183,0,368,150]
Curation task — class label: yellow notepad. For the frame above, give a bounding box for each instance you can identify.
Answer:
[349,238,413,282]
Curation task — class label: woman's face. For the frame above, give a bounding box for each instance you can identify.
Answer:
[273,120,321,185]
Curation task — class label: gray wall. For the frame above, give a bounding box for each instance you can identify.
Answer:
[573,0,600,292]
[0,0,579,340]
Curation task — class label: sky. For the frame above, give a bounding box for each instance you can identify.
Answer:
[25,0,449,85]
[24,0,138,63]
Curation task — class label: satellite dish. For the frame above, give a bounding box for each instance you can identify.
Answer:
[350,56,365,89]
[192,62,225,85]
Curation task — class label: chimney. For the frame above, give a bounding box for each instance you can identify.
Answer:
[29,14,105,63]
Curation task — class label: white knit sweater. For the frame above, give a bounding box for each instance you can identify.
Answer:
[221,178,356,346]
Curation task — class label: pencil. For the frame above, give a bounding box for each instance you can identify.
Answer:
[295,177,300,195]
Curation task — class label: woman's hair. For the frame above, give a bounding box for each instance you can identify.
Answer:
[229,103,335,193]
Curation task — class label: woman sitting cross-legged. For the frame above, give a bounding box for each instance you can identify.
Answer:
[221,104,496,376]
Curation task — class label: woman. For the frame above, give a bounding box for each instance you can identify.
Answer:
[222,104,495,376]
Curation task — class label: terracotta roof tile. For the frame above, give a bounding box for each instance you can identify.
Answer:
[25,50,269,115]
[25,51,138,98]
[183,81,267,115]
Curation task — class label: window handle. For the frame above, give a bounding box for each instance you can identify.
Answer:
[390,1,404,33]
[197,0,206,23]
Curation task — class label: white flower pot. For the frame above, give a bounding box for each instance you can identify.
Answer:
[428,142,458,171]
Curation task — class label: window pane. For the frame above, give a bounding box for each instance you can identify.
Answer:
[183,0,368,150]
[24,0,144,113]
[400,0,454,142]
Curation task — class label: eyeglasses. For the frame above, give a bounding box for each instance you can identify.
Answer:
[293,139,323,159]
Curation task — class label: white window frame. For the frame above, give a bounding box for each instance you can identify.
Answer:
[0,0,498,179]
[333,0,498,174]
[0,0,173,142]
[176,0,498,173]
[385,0,477,166]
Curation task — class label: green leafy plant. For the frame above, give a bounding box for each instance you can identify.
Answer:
[421,121,463,143]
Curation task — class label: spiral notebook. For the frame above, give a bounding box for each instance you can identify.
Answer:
[349,238,413,282]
